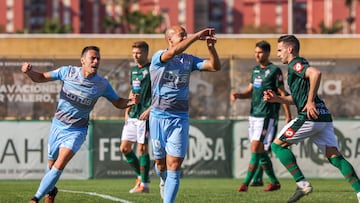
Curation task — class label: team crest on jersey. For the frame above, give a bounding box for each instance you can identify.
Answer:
[293,62,304,73]
[284,127,295,138]
[91,86,98,94]
[265,69,270,77]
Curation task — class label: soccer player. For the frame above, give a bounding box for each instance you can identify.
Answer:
[120,41,151,193]
[264,35,360,203]
[231,40,291,192]
[149,25,221,203]
[250,97,284,186]
[23,46,140,203]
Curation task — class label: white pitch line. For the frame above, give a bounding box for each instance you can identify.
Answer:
[60,189,133,203]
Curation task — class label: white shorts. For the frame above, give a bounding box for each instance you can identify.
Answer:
[277,118,338,154]
[248,116,275,150]
[121,118,149,144]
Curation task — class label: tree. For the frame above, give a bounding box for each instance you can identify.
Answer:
[127,11,163,34]
[344,0,360,33]
[318,20,343,34]
[41,18,73,34]
[103,0,164,34]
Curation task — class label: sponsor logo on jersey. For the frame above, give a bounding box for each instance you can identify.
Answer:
[293,62,304,73]
[284,127,295,138]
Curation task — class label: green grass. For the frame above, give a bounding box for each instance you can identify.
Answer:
[0,178,357,203]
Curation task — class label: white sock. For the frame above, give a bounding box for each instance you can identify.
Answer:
[296,179,309,188]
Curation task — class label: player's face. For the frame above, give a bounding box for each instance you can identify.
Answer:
[277,42,289,64]
[81,49,100,76]
[132,47,148,66]
[254,47,269,64]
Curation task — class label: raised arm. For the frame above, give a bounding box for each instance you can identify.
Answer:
[161,27,217,63]
[21,62,53,83]
[200,32,221,72]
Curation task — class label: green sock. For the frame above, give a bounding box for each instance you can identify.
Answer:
[252,162,263,183]
[140,154,150,183]
[271,142,305,182]
[124,151,140,176]
[329,155,360,193]
[243,153,260,185]
[260,152,279,184]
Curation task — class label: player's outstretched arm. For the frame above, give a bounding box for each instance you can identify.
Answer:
[161,28,215,63]
[112,94,140,109]
[21,62,53,83]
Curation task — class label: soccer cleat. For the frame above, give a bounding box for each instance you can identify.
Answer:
[159,178,165,199]
[237,184,248,192]
[287,182,313,203]
[29,197,39,203]
[262,183,281,192]
[129,178,141,193]
[45,187,58,203]
[250,180,264,187]
[133,185,150,193]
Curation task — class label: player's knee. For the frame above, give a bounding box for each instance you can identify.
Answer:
[328,155,343,167]
[119,145,130,154]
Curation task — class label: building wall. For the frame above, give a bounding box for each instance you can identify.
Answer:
[1,0,359,34]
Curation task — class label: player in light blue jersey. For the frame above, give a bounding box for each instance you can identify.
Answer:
[149,25,221,203]
[23,46,140,203]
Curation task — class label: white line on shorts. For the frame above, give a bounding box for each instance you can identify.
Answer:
[60,189,133,203]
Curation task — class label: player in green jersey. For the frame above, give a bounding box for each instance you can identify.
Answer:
[231,40,291,193]
[264,35,360,203]
[119,41,152,193]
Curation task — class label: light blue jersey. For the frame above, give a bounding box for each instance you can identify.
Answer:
[50,65,119,130]
[149,50,205,159]
[150,50,205,118]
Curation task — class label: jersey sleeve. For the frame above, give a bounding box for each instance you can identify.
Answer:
[289,59,309,78]
[102,80,120,102]
[49,65,70,80]
[151,50,165,68]
[192,55,205,71]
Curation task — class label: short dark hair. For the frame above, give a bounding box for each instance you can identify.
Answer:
[255,40,271,52]
[278,35,300,53]
[81,46,100,57]
[132,41,149,52]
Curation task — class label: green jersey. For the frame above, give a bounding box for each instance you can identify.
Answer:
[287,57,332,122]
[128,63,152,119]
[250,63,284,118]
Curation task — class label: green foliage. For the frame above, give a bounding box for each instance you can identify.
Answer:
[41,18,73,34]
[127,11,163,34]
[318,20,343,34]
[102,0,164,34]
[1,178,358,203]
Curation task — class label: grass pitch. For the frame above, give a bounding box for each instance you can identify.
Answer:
[0,178,357,203]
